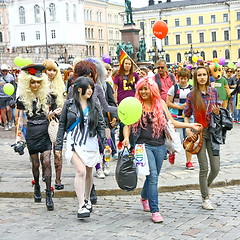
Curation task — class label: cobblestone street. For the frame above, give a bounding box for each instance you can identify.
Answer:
[1,185,240,240]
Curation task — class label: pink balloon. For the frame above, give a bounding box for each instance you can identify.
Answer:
[218,57,226,65]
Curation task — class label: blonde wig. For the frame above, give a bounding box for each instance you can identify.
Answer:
[17,71,49,116]
[42,59,65,108]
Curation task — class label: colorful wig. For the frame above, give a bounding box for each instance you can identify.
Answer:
[42,59,65,108]
[133,77,166,138]
[192,66,210,128]
[17,71,49,116]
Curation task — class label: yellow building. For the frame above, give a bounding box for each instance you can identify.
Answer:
[133,0,240,64]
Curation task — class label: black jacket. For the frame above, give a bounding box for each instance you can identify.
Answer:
[209,107,233,156]
[55,98,107,151]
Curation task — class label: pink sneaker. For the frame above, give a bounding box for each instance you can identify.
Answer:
[152,212,163,223]
[186,161,195,170]
[168,153,175,164]
[140,198,150,212]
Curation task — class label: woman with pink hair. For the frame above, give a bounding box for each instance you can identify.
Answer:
[123,77,201,223]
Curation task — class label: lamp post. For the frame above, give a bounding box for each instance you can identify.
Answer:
[147,43,165,63]
[184,44,200,63]
[43,0,48,59]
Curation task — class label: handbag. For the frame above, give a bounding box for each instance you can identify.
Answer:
[183,131,203,154]
[48,118,59,143]
[115,146,137,192]
[134,143,150,175]
[165,119,183,153]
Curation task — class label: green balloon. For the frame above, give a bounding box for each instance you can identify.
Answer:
[23,58,33,66]
[227,62,235,69]
[3,83,14,96]
[13,56,25,67]
[118,97,142,125]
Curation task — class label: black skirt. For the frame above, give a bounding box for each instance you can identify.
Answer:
[26,119,52,155]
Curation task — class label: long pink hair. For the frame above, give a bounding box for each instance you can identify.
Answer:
[132,77,166,138]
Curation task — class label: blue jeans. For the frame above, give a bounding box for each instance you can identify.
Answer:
[141,144,167,213]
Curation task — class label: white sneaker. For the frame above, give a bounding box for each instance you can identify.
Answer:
[96,169,105,179]
[202,199,214,210]
[77,205,90,219]
[84,199,92,212]
[103,162,110,176]
[4,124,9,131]
[8,122,12,130]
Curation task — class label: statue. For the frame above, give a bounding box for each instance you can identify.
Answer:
[121,41,127,52]
[137,39,146,62]
[125,42,134,58]
[116,42,121,59]
[125,0,135,25]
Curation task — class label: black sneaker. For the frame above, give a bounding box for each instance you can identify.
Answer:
[90,184,97,204]
[77,205,90,219]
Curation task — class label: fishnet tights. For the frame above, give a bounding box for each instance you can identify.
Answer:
[53,148,63,185]
[31,150,52,190]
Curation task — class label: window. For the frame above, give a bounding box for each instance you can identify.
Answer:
[213,50,217,58]
[140,21,144,32]
[199,32,204,43]
[36,31,40,40]
[177,53,181,62]
[89,11,92,21]
[97,12,102,22]
[164,36,169,46]
[187,33,192,44]
[150,21,155,28]
[211,15,216,23]
[237,12,240,20]
[100,46,104,56]
[175,34,180,45]
[199,16,203,24]
[66,3,69,21]
[166,53,170,63]
[175,18,179,27]
[34,5,40,23]
[238,49,240,59]
[163,19,168,24]
[20,32,25,41]
[0,32,2,42]
[108,14,112,23]
[115,15,118,24]
[0,14,2,24]
[224,30,229,41]
[92,46,95,56]
[51,30,56,39]
[19,6,25,24]
[200,51,205,60]
[186,17,191,26]
[49,3,56,21]
[73,4,76,22]
[85,28,87,38]
[91,28,93,39]
[237,29,240,40]
[212,31,217,42]
[225,49,230,59]
[98,29,103,39]
[223,13,228,22]
[152,37,156,47]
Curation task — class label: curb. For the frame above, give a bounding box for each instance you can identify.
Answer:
[0,179,239,198]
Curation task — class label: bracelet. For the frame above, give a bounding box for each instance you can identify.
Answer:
[17,125,22,137]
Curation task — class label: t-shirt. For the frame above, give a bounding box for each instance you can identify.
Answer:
[168,84,192,118]
[113,72,139,104]
[214,77,229,100]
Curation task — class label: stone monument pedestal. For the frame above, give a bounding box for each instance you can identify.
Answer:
[120,24,141,62]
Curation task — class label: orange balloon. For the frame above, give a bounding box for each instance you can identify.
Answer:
[152,20,168,40]
[212,58,219,63]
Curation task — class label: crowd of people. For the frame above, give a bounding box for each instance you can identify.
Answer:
[0,56,237,222]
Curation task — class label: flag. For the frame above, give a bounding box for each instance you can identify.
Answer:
[119,50,128,67]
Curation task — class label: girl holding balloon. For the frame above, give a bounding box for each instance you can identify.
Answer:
[122,77,201,223]
[42,59,65,190]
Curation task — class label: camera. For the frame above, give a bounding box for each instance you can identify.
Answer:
[11,141,26,155]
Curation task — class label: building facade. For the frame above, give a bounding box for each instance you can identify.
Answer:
[133,0,240,64]
[84,0,124,61]
[7,0,85,64]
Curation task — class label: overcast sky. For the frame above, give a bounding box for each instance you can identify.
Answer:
[111,0,178,8]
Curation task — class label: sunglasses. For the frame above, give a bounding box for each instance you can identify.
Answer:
[227,71,232,73]
[30,80,41,84]
[107,69,112,71]
[157,66,165,69]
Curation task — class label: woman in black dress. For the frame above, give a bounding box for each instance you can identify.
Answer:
[16,64,54,211]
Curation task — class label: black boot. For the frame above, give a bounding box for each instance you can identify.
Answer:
[90,184,97,204]
[34,185,42,202]
[45,189,54,211]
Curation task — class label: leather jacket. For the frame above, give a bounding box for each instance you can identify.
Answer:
[55,98,107,151]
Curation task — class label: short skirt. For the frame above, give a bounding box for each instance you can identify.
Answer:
[26,120,52,155]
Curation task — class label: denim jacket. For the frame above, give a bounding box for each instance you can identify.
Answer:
[55,99,107,151]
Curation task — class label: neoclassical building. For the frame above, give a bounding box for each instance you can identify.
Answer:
[133,0,240,63]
